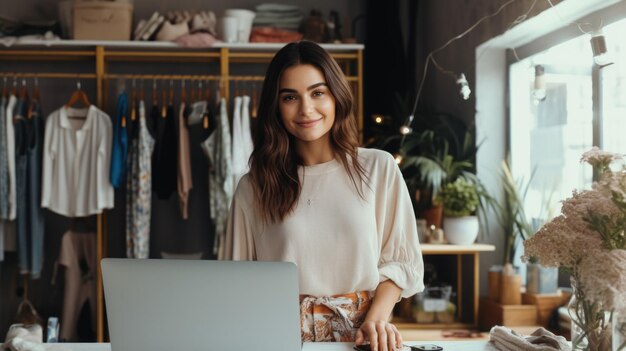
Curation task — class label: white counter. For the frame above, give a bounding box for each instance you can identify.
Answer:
[40,341,495,351]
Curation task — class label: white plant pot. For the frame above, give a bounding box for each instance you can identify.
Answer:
[443,216,479,245]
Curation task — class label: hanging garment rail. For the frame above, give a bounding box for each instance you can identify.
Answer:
[0,44,364,342]
[0,73,97,79]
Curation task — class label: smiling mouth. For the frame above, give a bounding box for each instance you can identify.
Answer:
[296,118,322,127]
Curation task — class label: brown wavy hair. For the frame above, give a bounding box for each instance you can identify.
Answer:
[249,40,367,223]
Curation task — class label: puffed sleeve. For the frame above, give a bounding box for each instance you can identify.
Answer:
[376,153,425,298]
[223,176,256,261]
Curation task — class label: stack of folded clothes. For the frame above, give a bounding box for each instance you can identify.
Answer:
[251,3,303,43]
[253,3,303,31]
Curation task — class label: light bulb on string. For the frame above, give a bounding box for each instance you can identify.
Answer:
[371,114,386,125]
[394,153,403,164]
[590,29,613,68]
[532,64,547,103]
[456,73,471,100]
[399,125,412,135]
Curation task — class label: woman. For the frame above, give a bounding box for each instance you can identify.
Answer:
[225,40,424,351]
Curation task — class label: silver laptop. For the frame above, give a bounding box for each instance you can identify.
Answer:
[101,258,301,351]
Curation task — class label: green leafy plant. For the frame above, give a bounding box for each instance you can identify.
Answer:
[435,178,479,217]
[494,159,535,265]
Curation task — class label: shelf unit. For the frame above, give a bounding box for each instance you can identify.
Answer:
[0,40,364,342]
[393,243,495,330]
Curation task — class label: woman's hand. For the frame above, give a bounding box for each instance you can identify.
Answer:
[355,319,403,351]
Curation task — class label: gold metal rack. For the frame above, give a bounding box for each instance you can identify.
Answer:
[0,44,364,342]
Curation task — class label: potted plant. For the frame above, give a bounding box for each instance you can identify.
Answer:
[376,113,491,231]
[490,159,555,304]
[435,177,480,245]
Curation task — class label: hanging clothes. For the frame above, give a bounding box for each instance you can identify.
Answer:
[177,102,193,219]
[231,94,254,194]
[201,97,233,259]
[6,94,16,220]
[240,95,253,167]
[41,106,114,217]
[14,98,30,275]
[0,95,6,261]
[1,95,17,259]
[151,103,177,200]
[231,96,244,193]
[0,94,9,219]
[126,100,154,259]
[110,92,129,188]
[53,229,97,341]
[13,96,45,278]
[24,97,45,278]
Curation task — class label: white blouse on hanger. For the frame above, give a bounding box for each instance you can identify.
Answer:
[41,105,114,217]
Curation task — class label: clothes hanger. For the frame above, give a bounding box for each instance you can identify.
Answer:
[242,79,248,97]
[190,79,196,103]
[161,79,167,118]
[65,79,91,114]
[140,78,145,102]
[181,79,187,105]
[12,76,18,96]
[130,78,137,122]
[205,79,211,104]
[216,78,222,105]
[19,78,29,100]
[152,78,158,107]
[120,79,127,127]
[251,81,258,118]
[32,77,40,100]
[28,77,40,119]
[2,77,8,98]
[168,79,174,107]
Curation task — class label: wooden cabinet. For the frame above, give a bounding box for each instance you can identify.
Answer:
[393,244,495,330]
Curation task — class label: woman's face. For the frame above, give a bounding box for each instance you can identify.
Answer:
[278,64,335,145]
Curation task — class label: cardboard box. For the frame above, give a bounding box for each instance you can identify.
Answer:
[73,2,133,40]
[479,297,537,330]
[522,290,571,328]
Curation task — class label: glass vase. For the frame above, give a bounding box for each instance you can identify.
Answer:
[568,278,612,351]
[615,312,626,351]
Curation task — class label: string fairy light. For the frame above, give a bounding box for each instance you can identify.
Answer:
[399,0,611,135]
[400,0,519,134]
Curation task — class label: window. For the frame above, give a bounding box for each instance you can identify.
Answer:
[508,16,626,223]
[509,34,593,222]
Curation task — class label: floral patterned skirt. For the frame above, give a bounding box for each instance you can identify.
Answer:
[300,291,373,342]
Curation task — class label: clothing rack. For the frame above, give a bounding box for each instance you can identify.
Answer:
[0,43,364,342]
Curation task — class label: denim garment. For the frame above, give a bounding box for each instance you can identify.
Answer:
[0,95,9,219]
[26,99,45,278]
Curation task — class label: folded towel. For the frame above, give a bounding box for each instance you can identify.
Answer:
[489,326,571,351]
[2,324,44,351]
[255,3,301,13]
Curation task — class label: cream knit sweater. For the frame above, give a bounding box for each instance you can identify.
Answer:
[225,148,424,298]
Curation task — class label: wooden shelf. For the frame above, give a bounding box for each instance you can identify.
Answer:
[421,244,495,254]
[1,39,364,51]
[395,244,495,330]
